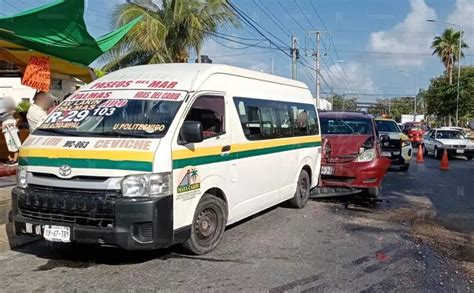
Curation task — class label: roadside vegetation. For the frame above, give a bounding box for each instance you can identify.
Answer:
[101,0,239,72]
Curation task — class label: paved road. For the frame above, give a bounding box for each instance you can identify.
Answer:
[0,153,473,291]
[382,152,474,234]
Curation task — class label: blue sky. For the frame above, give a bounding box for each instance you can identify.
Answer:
[1,0,473,102]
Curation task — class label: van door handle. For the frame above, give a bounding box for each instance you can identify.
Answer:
[221,145,231,152]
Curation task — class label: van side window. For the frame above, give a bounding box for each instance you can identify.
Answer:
[291,104,319,136]
[185,96,225,139]
[234,97,319,140]
[235,99,278,140]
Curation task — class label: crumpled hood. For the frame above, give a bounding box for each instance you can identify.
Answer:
[324,134,372,160]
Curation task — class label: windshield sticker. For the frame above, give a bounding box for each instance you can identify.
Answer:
[113,123,166,133]
[133,91,182,100]
[89,80,178,90]
[37,97,181,137]
[69,90,184,101]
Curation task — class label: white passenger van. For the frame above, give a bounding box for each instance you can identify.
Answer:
[12,64,321,254]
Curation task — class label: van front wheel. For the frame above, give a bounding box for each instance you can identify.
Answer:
[182,194,227,255]
[288,169,310,209]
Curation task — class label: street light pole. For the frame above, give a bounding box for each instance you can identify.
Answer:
[427,19,463,126]
[456,25,462,126]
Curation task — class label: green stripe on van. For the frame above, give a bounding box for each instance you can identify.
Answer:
[19,157,153,172]
[172,141,320,169]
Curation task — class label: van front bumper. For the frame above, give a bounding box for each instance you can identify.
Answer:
[11,187,189,250]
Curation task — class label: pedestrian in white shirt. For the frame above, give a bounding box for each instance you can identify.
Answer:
[27,91,52,131]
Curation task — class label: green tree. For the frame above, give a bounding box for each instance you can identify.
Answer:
[422,66,474,126]
[103,0,239,71]
[367,96,416,122]
[330,95,357,111]
[431,28,469,85]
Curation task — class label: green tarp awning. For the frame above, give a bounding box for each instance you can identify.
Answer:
[0,0,142,66]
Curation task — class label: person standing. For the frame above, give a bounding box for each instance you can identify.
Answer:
[27,91,52,131]
[0,96,21,165]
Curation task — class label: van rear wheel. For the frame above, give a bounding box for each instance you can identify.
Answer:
[182,194,227,255]
[288,169,310,209]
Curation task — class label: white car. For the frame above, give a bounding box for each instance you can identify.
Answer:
[423,129,474,160]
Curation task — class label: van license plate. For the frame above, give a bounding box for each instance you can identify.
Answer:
[43,225,71,243]
[456,149,464,154]
[382,151,391,157]
[321,166,334,175]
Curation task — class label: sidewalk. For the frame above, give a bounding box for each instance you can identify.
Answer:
[0,181,39,253]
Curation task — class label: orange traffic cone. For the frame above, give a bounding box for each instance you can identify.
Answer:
[416,144,424,163]
[439,149,449,170]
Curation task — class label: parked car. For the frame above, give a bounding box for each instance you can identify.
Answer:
[439,126,471,137]
[423,128,474,160]
[319,112,391,197]
[375,118,412,171]
[402,122,426,146]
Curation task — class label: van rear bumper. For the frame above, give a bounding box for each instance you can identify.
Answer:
[11,187,190,250]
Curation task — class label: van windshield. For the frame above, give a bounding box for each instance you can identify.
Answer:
[35,98,182,138]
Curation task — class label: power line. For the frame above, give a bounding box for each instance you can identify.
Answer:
[308,0,356,92]
[277,0,307,32]
[294,0,315,30]
[212,50,276,58]
[330,49,474,56]
[227,1,291,58]
[211,36,269,50]
[254,0,291,39]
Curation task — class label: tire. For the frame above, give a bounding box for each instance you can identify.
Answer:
[434,147,441,160]
[400,163,410,171]
[182,194,227,255]
[466,155,473,161]
[423,144,428,156]
[288,169,310,209]
[364,187,380,198]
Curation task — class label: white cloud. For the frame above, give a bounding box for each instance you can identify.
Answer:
[323,61,376,94]
[447,0,474,32]
[446,0,474,56]
[368,0,437,67]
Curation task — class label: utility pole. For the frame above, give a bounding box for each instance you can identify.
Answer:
[315,31,321,109]
[291,36,298,79]
[306,31,327,109]
[271,57,274,75]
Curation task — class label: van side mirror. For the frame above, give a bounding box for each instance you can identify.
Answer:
[180,121,203,144]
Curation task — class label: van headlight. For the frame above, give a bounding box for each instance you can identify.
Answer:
[121,173,172,197]
[402,140,411,147]
[17,167,28,189]
[355,148,376,162]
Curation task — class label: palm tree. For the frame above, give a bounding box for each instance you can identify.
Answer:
[103,0,239,71]
[431,28,469,85]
